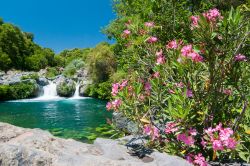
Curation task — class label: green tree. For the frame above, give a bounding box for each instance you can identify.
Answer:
[0,49,11,72]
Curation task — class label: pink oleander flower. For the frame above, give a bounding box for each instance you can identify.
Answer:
[186,154,194,164]
[106,102,112,111]
[215,123,223,131]
[193,153,208,166]
[181,45,193,57]
[123,29,131,35]
[144,125,151,135]
[191,16,199,27]
[144,82,151,92]
[156,49,165,65]
[166,40,178,49]
[186,89,193,98]
[156,55,165,65]
[168,89,175,94]
[152,127,160,140]
[111,83,120,96]
[147,36,158,43]
[153,72,160,78]
[219,128,234,141]
[156,49,163,56]
[175,82,184,88]
[234,54,247,61]
[143,125,160,140]
[212,140,224,151]
[189,128,197,136]
[223,137,237,149]
[205,127,215,136]
[177,133,195,146]
[203,8,222,22]
[188,52,204,62]
[201,139,207,148]
[145,21,155,27]
[112,99,122,109]
[223,89,232,95]
[165,122,178,134]
[120,80,128,90]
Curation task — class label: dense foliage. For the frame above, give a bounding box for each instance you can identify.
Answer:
[0,18,57,71]
[0,82,39,100]
[105,0,250,165]
[84,42,116,99]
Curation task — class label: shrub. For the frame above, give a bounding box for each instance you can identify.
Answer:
[0,82,38,100]
[21,73,39,81]
[46,67,61,79]
[107,8,250,165]
[63,59,84,77]
[85,81,112,100]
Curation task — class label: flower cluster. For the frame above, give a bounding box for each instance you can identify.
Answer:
[111,80,128,96]
[190,8,222,29]
[107,80,129,111]
[203,123,237,151]
[106,99,122,111]
[156,49,165,65]
[191,16,199,27]
[177,130,196,146]
[145,21,155,27]
[203,8,222,23]
[187,153,208,166]
[165,122,178,134]
[234,54,247,62]
[143,124,160,140]
[147,36,158,43]
[181,44,203,62]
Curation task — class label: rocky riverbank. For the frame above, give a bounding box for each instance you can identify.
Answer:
[0,122,191,166]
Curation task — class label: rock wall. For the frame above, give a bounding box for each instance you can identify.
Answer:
[0,122,191,166]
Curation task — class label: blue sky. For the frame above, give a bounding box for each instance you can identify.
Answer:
[0,0,116,53]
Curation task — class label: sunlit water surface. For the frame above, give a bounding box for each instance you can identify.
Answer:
[0,98,112,142]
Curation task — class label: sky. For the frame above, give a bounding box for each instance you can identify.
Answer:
[0,0,116,53]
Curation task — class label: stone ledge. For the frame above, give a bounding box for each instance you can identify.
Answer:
[0,122,191,166]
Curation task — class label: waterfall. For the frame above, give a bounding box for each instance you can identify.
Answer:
[71,82,83,99]
[43,81,58,98]
[73,83,80,98]
[35,81,61,100]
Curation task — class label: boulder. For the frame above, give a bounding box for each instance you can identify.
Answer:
[79,80,92,97]
[112,112,139,134]
[56,78,76,97]
[37,77,49,86]
[0,122,192,166]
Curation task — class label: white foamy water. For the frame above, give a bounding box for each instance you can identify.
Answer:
[32,81,62,101]
[70,82,85,99]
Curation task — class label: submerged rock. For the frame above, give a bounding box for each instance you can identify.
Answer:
[0,122,191,166]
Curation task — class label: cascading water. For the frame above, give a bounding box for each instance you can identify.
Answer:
[35,81,61,100]
[71,82,83,99]
[73,83,80,98]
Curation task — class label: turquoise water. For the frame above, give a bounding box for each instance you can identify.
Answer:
[0,98,112,142]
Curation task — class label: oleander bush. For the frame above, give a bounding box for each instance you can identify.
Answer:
[106,8,250,165]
